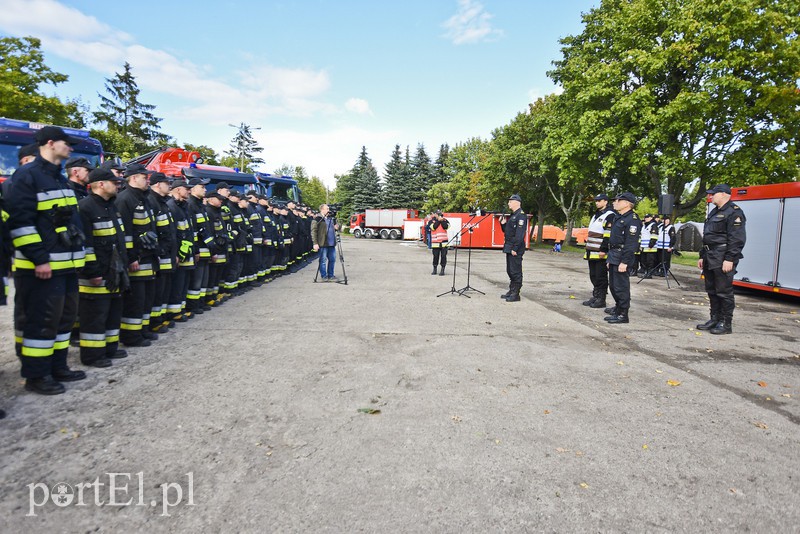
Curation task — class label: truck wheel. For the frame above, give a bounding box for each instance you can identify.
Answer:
[389,229,400,240]
[380,229,390,239]
[364,228,374,239]
[353,228,362,238]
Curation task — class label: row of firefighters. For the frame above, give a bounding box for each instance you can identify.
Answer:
[587,211,677,276]
[2,148,317,393]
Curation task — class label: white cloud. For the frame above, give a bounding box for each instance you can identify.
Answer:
[0,0,337,121]
[527,84,564,103]
[344,98,372,115]
[442,0,504,45]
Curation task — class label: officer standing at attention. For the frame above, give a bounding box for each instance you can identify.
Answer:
[604,192,642,324]
[77,168,129,368]
[7,126,87,394]
[499,194,527,302]
[583,193,615,308]
[697,184,746,335]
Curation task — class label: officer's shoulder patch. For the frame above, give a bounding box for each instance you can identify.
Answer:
[629,225,638,234]
[733,216,742,225]
[733,204,741,210]
[518,219,524,226]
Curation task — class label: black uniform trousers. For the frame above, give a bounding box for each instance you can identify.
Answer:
[187,261,209,311]
[703,266,736,320]
[432,247,448,267]
[152,269,172,329]
[79,294,122,364]
[14,273,79,378]
[120,278,155,346]
[506,253,523,286]
[224,253,243,291]
[263,248,276,277]
[587,259,608,299]
[608,265,631,313]
[167,267,192,317]
[207,262,224,301]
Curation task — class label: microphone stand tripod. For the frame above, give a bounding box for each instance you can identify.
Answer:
[457,213,493,296]
[436,216,465,298]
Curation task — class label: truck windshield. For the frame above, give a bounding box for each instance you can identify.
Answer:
[0,146,102,178]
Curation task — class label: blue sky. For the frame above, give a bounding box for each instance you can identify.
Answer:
[0,0,598,187]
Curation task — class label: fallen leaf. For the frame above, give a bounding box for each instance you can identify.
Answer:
[543,410,551,415]
[60,428,67,433]
[556,448,570,453]
[569,295,576,299]
[706,348,714,353]
[451,415,462,423]
[495,439,501,445]
[766,397,772,401]
[757,381,767,387]
[655,369,663,374]
[753,422,768,429]
[730,488,737,494]
[642,444,648,450]
[667,380,682,387]
[781,394,792,398]
[616,361,624,366]
[575,451,584,457]
[579,482,589,489]
[357,408,381,415]
[695,332,703,336]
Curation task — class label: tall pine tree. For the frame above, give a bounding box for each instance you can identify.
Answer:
[350,146,382,211]
[223,122,264,172]
[410,143,433,207]
[432,143,450,185]
[381,144,406,208]
[93,62,168,154]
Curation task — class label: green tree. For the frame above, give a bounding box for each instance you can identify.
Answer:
[334,172,357,223]
[549,0,800,217]
[302,176,329,210]
[93,62,170,155]
[0,36,86,126]
[350,146,382,211]
[409,143,433,207]
[423,138,487,213]
[381,145,407,208]
[223,122,264,172]
[183,143,220,166]
[432,143,451,185]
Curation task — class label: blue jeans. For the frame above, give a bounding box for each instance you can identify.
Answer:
[319,246,336,278]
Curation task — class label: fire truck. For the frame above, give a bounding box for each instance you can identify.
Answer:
[350,209,418,239]
[126,147,257,195]
[412,212,533,249]
[0,117,105,180]
[727,182,800,297]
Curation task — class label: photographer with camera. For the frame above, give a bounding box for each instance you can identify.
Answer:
[426,210,450,276]
[311,204,340,281]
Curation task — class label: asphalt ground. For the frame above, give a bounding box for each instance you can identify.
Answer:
[0,237,798,532]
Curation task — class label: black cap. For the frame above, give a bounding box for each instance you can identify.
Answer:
[706,184,731,195]
[149,172,170,185]
[87,168,123,184]
[215,181,231,190]
[508,194,522,202]
[644,213,654,218]
[34,126,80,146]
[228,189,242,199]
[123,163,153,178]
[206,191,224,201]
[187,177,209,187]
[170,178,189,190]
[100,160,125,172]
[18,143,38,160]
[613,191,637,204]
[594,193,609,201]
[65,156,93,170]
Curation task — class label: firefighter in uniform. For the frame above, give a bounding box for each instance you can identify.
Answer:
[204,191,230,305]
[244,193,263,286]
[499,194,528,302]
[697,184,746,335]
[638,214,658,277]
[655,216,675,275]
[148,172,178,333]
[64,156,93,200]
[262,199,280,279]
[583,193,615,308]
[166,178,195,322]
[7,126,87,395]
[186,178,213,314]
[77,168,129,367]
[116,163,159,347]
[427,210,449,275]
[604,192,642,324]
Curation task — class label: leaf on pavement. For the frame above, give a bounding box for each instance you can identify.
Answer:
[757,381,767,387]
[667,380,682,386]
[781,394,792,398]
[579,482,589,489]
[616,361,624,366]
[753,421,768,429]
[655,369,663,373]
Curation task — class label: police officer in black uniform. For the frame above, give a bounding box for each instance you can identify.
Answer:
[499,194,527,302]
[605,192,642,324]
[697,184,746,334]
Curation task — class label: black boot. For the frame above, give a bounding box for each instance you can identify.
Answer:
[696,317,721,330]
[606,312,629,324]
[431,266,438,275]
[604,306,618,315]
[710,318,732,335]
[582,297,597,306]
[504,283,521,302]
[500,286,512,299]
[439,266,446,276]
[25,376,66,395]
[590,298,607,309]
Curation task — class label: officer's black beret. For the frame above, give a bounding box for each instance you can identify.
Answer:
[187,177,209,187]
[170,179,190,189]
[65,157,94,170]
[100,160,125,172]
[123,163,153,178]
[206,191,224,201]
[18,143,39,160]
[706,184,731,195]
[613,191,637,204]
